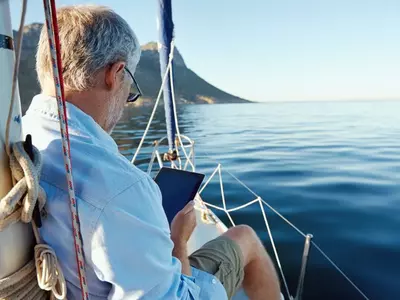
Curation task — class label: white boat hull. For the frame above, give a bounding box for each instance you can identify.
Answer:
[189,197,249,299]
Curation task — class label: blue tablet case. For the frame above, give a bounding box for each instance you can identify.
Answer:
[154,167,205,223]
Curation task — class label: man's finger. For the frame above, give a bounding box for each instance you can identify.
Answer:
[182,201,195,214]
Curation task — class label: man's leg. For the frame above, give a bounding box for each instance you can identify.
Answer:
[189,224,280,299]
[222,225,280,300]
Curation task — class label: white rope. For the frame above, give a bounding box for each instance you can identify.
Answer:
[1,2,65,298]
[0,143,46,228]
[200,201,226,212]
[198,156,308,238]
[196,155,370,299]
[0,260,48,300]
[260,198,307,239]
[200,165,291,296]
[155,150,164,168]
[218,166,235,226]
[258,199,291,299]
[168,43,195,171]
[0,142,67,299]
[147,148,157,174]
[311,241,370,300]
[5,0,27,159]
[34,243,66,299]
[131,49,174,164]
[226,198,260,213]
[131,40,196,172]
[221,164,370,299]
[183,147,193,171]
[202,198,260,213]
[198,164,220,194]
[1,1,66,299]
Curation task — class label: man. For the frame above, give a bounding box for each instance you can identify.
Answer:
[23,5,280,300]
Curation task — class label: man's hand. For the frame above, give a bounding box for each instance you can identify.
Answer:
[170,200,197,246]
[170,201,197,276]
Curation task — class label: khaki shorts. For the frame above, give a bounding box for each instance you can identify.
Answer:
[189,236,245,299]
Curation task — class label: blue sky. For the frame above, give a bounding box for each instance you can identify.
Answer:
[11,0,400,102]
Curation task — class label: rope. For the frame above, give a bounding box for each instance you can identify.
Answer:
[1,1,67,299]
[1,3,64,298]
[0,143,45,229]
[258,199,291,299]
[198,162,291,297]
[168,46,195,171]
[5,0,27,159]
[222,167,370,299]
[42,1,89,298]
[34,243,66,299]
[311,241,370,300]
[131,40,195,172]
[196,154,370,299]
[0,142,67,299]
[131,49,174,164]
[0,260,48,300]
[198,154,308,238]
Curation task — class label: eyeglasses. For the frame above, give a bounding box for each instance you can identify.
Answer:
[124,67,142,103]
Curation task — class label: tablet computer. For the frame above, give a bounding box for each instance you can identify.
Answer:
[154,167,205,223]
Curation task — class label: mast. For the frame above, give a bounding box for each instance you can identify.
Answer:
[0,0,34,278]
[157,0,177,153]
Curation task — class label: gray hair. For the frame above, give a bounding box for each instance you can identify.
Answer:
[36,5,140,92]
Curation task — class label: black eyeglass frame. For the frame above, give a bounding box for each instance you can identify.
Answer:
[124,66,142,103]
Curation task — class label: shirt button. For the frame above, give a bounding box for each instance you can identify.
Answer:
[212,278,217,284]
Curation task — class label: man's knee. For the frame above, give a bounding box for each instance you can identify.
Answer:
[223,225,263,265]
[225,224,258,241]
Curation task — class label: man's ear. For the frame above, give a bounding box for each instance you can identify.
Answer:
[105,61,125,90]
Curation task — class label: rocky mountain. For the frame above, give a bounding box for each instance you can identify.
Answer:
[15,23,251,113]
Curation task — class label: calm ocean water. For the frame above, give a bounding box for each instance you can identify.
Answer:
[112,101,400,300]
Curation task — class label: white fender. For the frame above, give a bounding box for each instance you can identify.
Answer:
[0,0,34,278]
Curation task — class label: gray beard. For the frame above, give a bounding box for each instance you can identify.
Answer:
[105,93,124,134]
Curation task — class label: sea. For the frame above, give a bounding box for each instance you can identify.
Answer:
[112,100,400,300]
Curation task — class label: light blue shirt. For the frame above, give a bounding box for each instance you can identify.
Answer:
[22,95,227,300]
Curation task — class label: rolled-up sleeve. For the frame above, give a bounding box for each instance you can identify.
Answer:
[90,175,200,299]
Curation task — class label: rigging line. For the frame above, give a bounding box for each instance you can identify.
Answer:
[168,42,195,170]
[5,0,27,158]
[201,201,226,212]
[258,199,291,299]
[43,0,89,298]
[198,164,220,194]
[198,153,308,238]
[199,155,368,299]
[226,198,260,213]
[202,198,260,213]
[131,55,173,163]
[260,199,307,239]
[218,167,235,226]
[311,241,370,300]
[183,147,193,170]
[201,152,258,197]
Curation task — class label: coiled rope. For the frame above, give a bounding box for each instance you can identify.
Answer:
[1,0,70,298]
[0,143,66,299]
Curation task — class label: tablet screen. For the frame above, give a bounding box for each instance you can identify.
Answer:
[154,167,205,223]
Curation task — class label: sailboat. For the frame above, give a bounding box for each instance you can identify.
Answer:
[0,0,370,299]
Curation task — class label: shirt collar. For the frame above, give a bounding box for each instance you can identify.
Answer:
[27,94,119,152]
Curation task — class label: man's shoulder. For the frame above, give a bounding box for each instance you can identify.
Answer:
[23,112,152,210]
[43,137,151,209]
